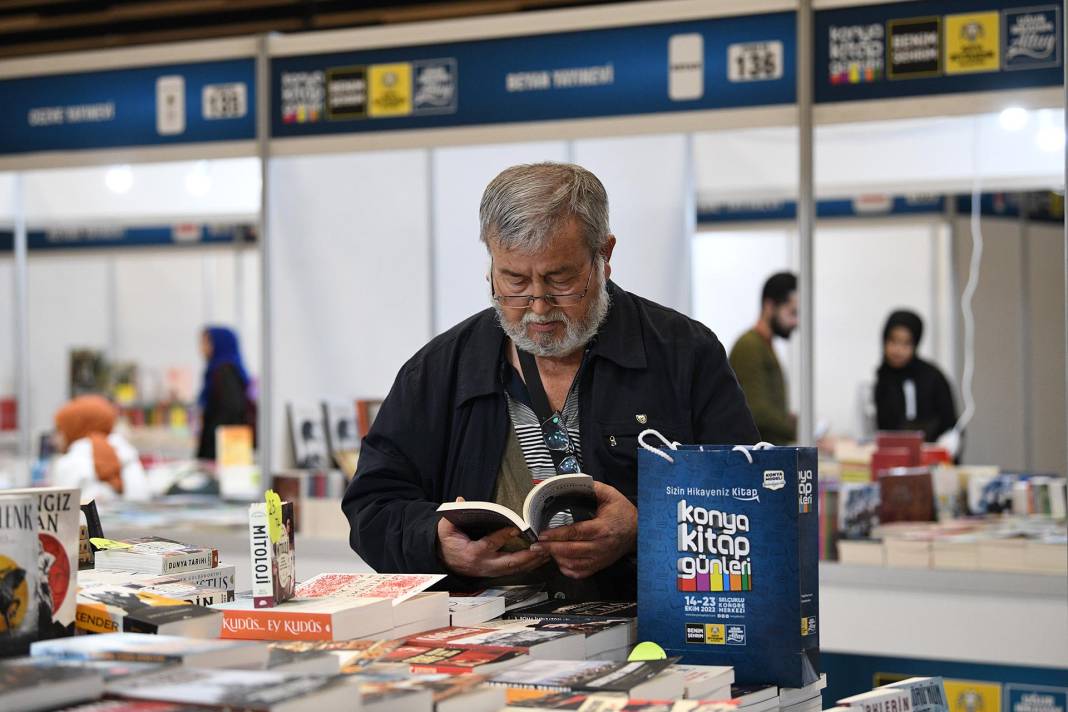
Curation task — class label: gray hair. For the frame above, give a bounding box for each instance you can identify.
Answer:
[479,162,610,255]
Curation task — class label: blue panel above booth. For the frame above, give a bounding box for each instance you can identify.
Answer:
[269,12,797,139]
[0,59,256,156]
[815,0,1063,104]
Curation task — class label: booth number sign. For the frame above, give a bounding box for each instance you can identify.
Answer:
[728,41,784,82]
[202,82,248,120]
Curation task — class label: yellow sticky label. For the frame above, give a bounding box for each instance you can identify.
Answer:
[265,489,283,544]
[90,538,132,550]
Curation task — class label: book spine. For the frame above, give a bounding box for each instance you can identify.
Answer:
[249,505,276,608]
[219,610,334,641]
[160,550,218,574]
[74,601,123,634]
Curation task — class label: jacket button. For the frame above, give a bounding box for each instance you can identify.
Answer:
[609,436,618,447]
[636,414,648,424]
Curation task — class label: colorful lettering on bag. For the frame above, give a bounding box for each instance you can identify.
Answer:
[676,499,753,592]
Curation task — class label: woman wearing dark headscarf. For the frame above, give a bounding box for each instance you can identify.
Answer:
[874,310,958,442]
[196,326,256,461]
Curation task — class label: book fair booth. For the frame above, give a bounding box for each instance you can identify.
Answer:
[0,0,1065,708]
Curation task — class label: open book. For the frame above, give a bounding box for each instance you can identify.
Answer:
[436,473,596,543]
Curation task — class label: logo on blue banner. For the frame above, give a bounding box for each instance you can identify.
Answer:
[1003,6,1061,70]
[1005,685,1068,712]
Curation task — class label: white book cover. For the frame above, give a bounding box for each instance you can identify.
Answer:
[296,572,444,605]
[886,678,947,712]
[105,666,350,709]
[249,502,295,608]
[6,487,79,638]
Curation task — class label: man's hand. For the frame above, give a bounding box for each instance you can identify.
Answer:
[534,481,637,579]
[437,517,550,579]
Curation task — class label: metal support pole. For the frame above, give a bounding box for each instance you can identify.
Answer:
[683,133,696,317]
[797,0,816,446]
[13,174,31,483]
[427,149,438,338]
[256,35,273,483]
[1018,195,1033,471]
[1063,0,1067,478]
[945,196,961,384]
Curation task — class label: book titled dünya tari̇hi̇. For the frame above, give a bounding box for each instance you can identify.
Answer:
[436,474,596,542]
[92,537,218,575]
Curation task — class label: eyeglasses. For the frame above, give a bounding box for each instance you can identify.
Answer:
[542,412,581,474]
[491,260,596,310]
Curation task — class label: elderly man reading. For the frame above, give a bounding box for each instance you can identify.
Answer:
[342,162,757,600]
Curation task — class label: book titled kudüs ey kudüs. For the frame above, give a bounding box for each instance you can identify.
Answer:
[637,442,820,688]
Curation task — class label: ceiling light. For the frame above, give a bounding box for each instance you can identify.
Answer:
[185,160,212,197]
[998,107,1029,132]
[104,165,133,194]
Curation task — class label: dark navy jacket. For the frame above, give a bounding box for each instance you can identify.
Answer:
[341,281,759,598]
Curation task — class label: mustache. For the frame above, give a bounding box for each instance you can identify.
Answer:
[521,309,569,325]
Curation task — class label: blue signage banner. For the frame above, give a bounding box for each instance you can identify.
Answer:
[698,195,945,223]
[815,0,1063,104]
[0,223,256,251]
[270,13,796,138]
[0,59,256,156]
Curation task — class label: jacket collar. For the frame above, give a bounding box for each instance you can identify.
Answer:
[455,280,647,405]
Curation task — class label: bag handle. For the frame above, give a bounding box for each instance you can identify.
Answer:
[638,429,680,464]
[640,430,776,465]
[731,441,776,464]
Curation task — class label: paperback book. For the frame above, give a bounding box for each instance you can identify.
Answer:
[380,643,529,675]
[488,658,679,696]
[7,486,80,639]
[0,660,105,712]
[0,493,39,657]
[75,585,223,637]
[213,594,394,641]
[295,572,444,604]
[249,496,296,608]
[288,403,330,469]
[31,632,269,668]
[105,666,352,711]
[80,564,237,595]
[437,474,596,542]
[92,537,218,575]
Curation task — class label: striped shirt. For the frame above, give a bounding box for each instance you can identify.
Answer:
[502,362,583,485]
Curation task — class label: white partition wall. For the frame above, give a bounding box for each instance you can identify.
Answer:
[267,149,431,467]
[27,254,112,437]
[1027,223,1068,473]
[573,134,691,315]
[431,141,568,335]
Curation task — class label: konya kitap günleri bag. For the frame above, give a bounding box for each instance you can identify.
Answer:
[636,432,820,688]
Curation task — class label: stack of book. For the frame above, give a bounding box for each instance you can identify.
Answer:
[77,535,232,636]
[780,673,827,712]
[500,599,637,660]
[211,572,448,642]
[731,684,781,712]
[832,677,947,712]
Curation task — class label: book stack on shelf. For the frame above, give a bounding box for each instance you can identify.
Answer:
[820,436,1067,575]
